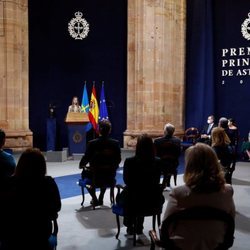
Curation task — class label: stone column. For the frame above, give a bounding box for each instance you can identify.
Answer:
[0,0,32,151]
[124,0,186,148]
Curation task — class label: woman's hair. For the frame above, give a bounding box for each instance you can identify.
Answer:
[71,96,79,105]
[135,134,155,160]
[218,117,228,129]
[228,118,237,126]
[15,148,47,179]
[211,127,231,147]
[184,143,225,193]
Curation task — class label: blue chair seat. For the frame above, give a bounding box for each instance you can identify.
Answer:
[78,178,92,187]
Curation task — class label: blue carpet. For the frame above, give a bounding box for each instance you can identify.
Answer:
[55,154,185,199]
[54,169,124,199]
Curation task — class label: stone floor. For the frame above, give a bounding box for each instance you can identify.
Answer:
[13,152,250,249]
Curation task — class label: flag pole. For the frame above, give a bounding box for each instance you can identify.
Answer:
[92,80,96,139]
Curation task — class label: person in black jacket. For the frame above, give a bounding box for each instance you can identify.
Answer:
[79,119,121,206]
[154,123,181,189]
[211,127,233,184]
[197,115,217,145]
[0,148,61,250]
[122,134,164,235]
[218,117,239,178]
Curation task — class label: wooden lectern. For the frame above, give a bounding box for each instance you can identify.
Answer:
[65,112,90,155]
[65,112,89,125]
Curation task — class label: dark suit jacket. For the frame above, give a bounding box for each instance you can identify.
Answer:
[201,123,217,135]
[80,136,121,167]
[79,136,121,185]
[154,135,182,168]
[123,156,164,215]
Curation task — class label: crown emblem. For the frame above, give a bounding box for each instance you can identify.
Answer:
[75,12,83,18]
[241,13,250,40]
[73,131,82,143]
[68,11,90,40]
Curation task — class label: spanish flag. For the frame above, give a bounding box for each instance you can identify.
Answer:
[88,84,99,132]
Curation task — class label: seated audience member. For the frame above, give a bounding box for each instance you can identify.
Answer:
[121,134,164,235]
[219,117,238,145]
[154,123,181,189]
[163,143,235,250]
[211,127,234,184]
[0,129,16,181]
[0,148,61,250]
[228,117,240,158]
[197,115,216,145]
[219,117,239,172]
[241,135,250,161]
[79,119,121,206]
[228,118,239,144]
[68,96,81,113]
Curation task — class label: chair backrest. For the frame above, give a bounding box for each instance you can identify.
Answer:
[183,127,199,143]
[184,127,199,140]
[90,147,118,187]
[160,206,235,250]
[156,141,181,164]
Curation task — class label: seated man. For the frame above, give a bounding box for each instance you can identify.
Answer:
[154,123,181,189]
[197,115,216,145]
[79,119,121,206]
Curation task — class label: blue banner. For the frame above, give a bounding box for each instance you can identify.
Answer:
[186,0,250,139]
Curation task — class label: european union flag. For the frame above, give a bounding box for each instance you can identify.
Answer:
[99,83,109,121]
[81,83,92,131]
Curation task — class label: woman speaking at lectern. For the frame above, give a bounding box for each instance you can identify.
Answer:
[68,96,81,113]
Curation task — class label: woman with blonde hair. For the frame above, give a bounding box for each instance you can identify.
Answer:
[162,143,235,249]
[68,96,81,112]
[211,127,234,184]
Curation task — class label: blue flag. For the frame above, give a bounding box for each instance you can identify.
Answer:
[99,83,109,121]
[81,83,92,131]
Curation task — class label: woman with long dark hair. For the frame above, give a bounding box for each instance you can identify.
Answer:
[122,134,164,236]
[1,148,61,250]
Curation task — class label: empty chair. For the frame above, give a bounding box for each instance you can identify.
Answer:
[181,127,199,150]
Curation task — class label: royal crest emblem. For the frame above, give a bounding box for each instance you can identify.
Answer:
[68,11,90,40]
[73,131,82,143]
[241,13,250,40]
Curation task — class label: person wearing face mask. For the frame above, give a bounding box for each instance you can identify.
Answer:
[197,115,217,145]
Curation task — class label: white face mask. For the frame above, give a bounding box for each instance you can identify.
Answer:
[207,118,213,124]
